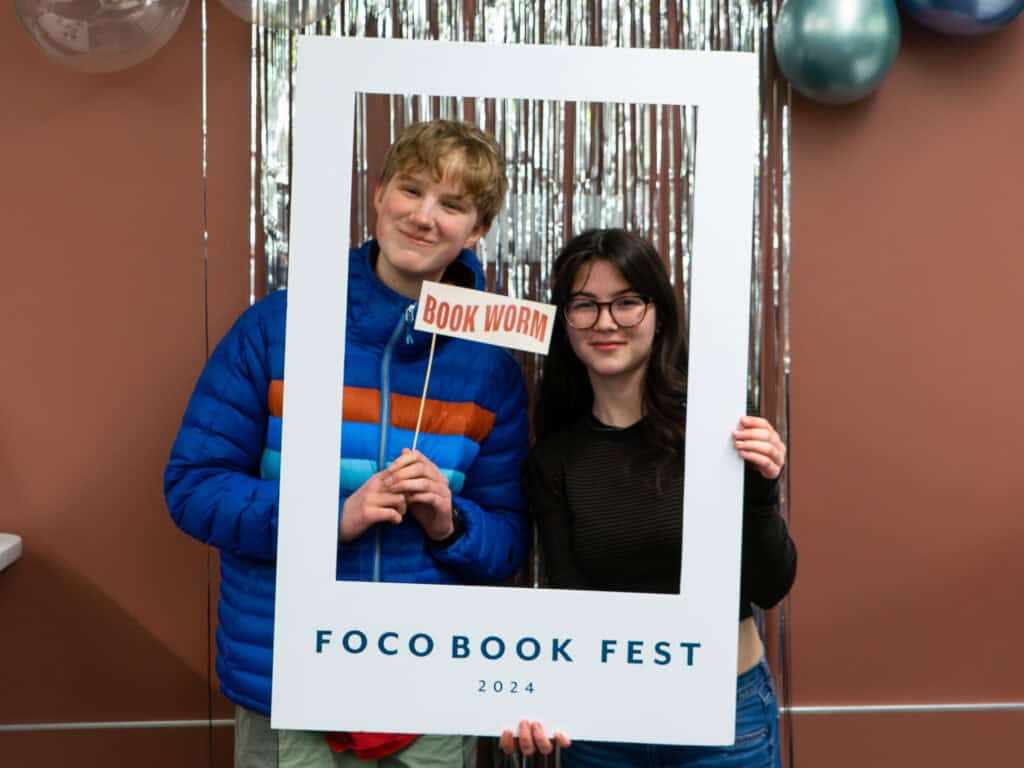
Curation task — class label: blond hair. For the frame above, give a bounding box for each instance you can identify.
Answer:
[380,120,508,228]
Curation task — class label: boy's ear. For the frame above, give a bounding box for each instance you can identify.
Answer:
[464,222,488,250]
[372,184,384,213]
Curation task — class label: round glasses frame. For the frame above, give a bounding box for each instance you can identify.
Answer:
[563,296,653,330]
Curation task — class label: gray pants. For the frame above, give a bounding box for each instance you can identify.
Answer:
[235,706,279,768]
[234,707,474,768]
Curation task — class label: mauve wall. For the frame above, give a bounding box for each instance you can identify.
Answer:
[787,18,1024,767]
[1,6,1022,768]
[0,5,248,766]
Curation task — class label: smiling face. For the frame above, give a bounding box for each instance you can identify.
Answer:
[565,258,657,385]
[373,165,487,298]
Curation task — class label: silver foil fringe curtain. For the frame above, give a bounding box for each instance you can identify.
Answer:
[228,0,792,763]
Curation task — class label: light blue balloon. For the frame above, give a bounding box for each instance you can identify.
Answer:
[899,0,1024,36]
[774,0,902,105]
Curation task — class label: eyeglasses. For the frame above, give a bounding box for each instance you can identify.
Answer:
[563,295,653,329]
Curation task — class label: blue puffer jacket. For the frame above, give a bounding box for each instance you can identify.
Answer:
[165,240,530,714]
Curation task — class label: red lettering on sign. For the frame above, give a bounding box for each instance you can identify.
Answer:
[436,301,451,329]
[502,306,517,332]
[530,310,548,341]
[450,304,465,332]
[423,294,438,324]
[485,304,505,332]
[463,305,478,332]
[516,306,531,335]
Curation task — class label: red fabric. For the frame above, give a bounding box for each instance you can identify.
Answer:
[325,731,419,759]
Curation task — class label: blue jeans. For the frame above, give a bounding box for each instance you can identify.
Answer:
[563,658,781,768]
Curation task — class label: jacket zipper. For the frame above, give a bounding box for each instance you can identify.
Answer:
[373,303,417,581]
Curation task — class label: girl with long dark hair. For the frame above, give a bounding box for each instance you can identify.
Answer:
[501,228,796,767]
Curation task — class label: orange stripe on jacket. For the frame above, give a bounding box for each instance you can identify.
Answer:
[389,391,495,444]
[268,382,379,422]
[267,381,495,443]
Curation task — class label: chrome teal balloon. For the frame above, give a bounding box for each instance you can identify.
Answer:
[774,0,902,105]
[899,0,1024,36]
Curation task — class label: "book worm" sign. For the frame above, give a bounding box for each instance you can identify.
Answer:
[414,281,557,355]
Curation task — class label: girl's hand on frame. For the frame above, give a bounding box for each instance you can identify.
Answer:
[500,720,571,757]
[733,415,786,480]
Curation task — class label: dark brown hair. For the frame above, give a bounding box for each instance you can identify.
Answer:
[535,228,688,458]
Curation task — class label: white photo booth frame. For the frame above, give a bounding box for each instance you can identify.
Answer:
[274,36,758,745]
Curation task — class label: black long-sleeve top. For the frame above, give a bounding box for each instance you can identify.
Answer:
[525,415,796,619]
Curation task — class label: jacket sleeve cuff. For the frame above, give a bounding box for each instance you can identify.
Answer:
[429,506,465,550]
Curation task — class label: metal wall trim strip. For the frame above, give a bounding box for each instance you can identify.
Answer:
[0,719,234,733]
[783,703,1024,715]
[4,703,1024,732]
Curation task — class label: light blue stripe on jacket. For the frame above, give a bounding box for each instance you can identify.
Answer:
[259,448,466,494]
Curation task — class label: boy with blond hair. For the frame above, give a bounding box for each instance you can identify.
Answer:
[166,120,529,767]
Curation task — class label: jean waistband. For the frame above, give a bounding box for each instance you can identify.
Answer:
[736,655,772,696]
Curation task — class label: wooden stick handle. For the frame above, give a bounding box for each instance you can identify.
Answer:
[411,333,438,452]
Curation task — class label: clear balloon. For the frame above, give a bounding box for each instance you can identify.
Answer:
[15,0,190,74]
[219,0,334,29]
[774,0,901,105]
[899,0,1024,36]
